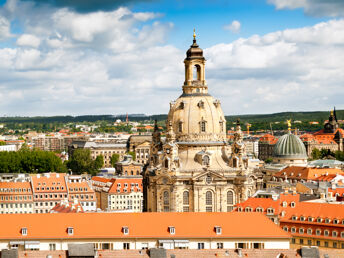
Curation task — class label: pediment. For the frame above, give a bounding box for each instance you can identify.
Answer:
[193,170,226,181]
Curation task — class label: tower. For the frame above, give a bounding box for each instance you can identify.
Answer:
[144,33,257,213]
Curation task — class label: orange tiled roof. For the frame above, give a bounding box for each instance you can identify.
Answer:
[328,188,344,196]
[259,134,277,144]
[91,176,112,183]
[0,212,290,239]
[108,178,143,194]
[31,173,67,193]
[51,200,84,213]
[67,182,94,194]
[314,174,344,182]
[274,166,343,181]
[0,182,32,195]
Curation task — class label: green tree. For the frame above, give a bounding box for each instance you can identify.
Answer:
[311,148,321,160]
[264,157,273,164]
[335,151,344,161]
[94,155,104,170]
[110,153,120,167]
[67,149,94,174]
[127,151,136,161]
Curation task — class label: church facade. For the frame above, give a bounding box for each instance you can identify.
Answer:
[144,35,259,212]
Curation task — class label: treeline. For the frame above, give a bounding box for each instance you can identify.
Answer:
[0,148,66,174]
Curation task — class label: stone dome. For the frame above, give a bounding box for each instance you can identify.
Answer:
[167,94,226,142]
[273,132,307,159]
[186,40,204,59]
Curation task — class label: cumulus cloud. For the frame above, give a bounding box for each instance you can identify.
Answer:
[205,19,344,114]
[224,20,241,33]
[16,34,41,48]
[268,0,344,17]
[0,15,11,40]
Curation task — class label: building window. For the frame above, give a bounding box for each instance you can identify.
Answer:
[168,226,175,235]
[317,217,322,223]
[164,159,169,169]
[21,227,27,236]
[283,226,288,232]
[299,228,304,234]
[333,242,337,248]
[200,121,206,133]
[290,202,295,208]
[205,191,213,212]
[316,241,320,246]
[324,230,329,236]
[215,226,222,235]
[227,191,234,205]
[217,243,224,249]
[333,231,338,237]
[291,227,296,233]
[300,239,304,244]
[123,243,130,250]
[316,229,321,236]
[163,191,170,212]
[67,227,73,235]
[183,191,189,212]
[202,155,210,166]
[341,232,344,238]
[307,228,312,235]
[49,244,56,251]
[178,122,183,133]
[325,242,328,248]
[123,226,129,235]
[197,243,205,249]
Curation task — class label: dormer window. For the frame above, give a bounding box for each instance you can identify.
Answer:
[123,226,129,235]
[300,216,305,221]
[267,208,274,215]
[290,202,295,208]
[292,216,297,221]
[308,217,313,222]
[317,217,322,223]
[168,226,175,235]
[67,227,74,235]
[21,227,27,236]
[325,218,330,223]
[282,201,287,207]
[215,226,222,235]
[333,219,339,224]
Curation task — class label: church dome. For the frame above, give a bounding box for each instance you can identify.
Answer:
[166,35,226,143]
[273,132,307,159]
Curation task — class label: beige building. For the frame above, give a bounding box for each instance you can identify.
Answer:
[0,182,34,214]
[144,35,259,213]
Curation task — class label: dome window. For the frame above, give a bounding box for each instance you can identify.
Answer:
[179,101,185,109]
[213,99,220,107]
[200,120,207,133]
[203,155,210,166]
[197,100,205,108]
[178,121,183,133]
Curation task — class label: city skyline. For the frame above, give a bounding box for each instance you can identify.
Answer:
[0,0,344,116]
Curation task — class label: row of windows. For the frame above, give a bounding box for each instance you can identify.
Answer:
[285,226,344,238]
[0,188,31,193]
[34,194,67,199]
[35,186,64,191]
[237,206,275,214]
[292,238,344,249]
[69,187,89,192]
[177,121,225,133]
[1,195,32,201]
[291,216,344,224]
[0,203,32,208]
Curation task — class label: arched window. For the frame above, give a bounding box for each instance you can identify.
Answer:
[165,159,169,169]
[183,191,189,212]
[163,191,169,212]
[178,121,183,133]
[193,65,201,81]
[227,191,234,212]
[205,191,213,212]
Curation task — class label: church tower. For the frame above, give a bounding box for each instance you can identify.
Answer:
[144,33,257,213]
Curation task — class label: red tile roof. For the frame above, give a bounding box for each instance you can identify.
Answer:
[0,212,290,239]
[274,166,343,181]
[108,178,142,194]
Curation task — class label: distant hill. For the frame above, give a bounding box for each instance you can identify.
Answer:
[0,110,340,132]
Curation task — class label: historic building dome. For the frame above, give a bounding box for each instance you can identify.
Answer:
[144,33,259,213]
[273,131,307,165]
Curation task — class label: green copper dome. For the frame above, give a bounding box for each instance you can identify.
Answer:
[273,132,307,159]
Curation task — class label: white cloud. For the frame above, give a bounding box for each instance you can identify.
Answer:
[0,15,11,40]
[268,0,344,17]
[16,34,41,48]
[205,19,344,114]
[224,20,241,33]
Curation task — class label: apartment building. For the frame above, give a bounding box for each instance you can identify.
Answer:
[31,173,68,213]
[0,212,290,252]
[0,182,33,214]
[66,181,96,212]
[91,176,143,212]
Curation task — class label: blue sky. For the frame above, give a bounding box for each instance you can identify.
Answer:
[0,0,344,116]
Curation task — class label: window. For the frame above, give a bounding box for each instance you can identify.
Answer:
[307,228,312,235]
[341,232,344,238]
[267,208,274,215]
[163,191,169,212]
[141,243,148,250]
[217,243,223,249]
[197,243,204,249]
[178,122,183,133]
[290,202,295,208]
[227,191,234,207]
[316,229,321,236]
[123,243,130,250]
[200,121,206,133]
[332,231,338,237]
[123,226,129,235]
[202,155,210,166]
[325,241,328,248]
[300,239,304,244]
[282,201,287,207]
[307,240,312,246]
[102,243,110,250]
[300,216,305,221]
[308,217,313,222]
[316,241,320,246]
[215,226,222,235]
[169,226,175,235]
[205,191,213,212]
[324,230,329,236]
[67,227,73,235]
[317,217,322,223]
[334,219,339,224]
[21,227,27,236]
[283,226,288,232]
[299,228,304,234]
[325,218,330,223]
[292,216,297,221]
[183,191,189,212]
[333,242,337,248]
[49,243,56,251]
[291,227,296,233]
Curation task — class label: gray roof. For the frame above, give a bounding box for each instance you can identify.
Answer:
[309,159,344,167]
[273,132,307,159]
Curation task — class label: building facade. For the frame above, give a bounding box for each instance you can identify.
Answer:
[144,36,259,213]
